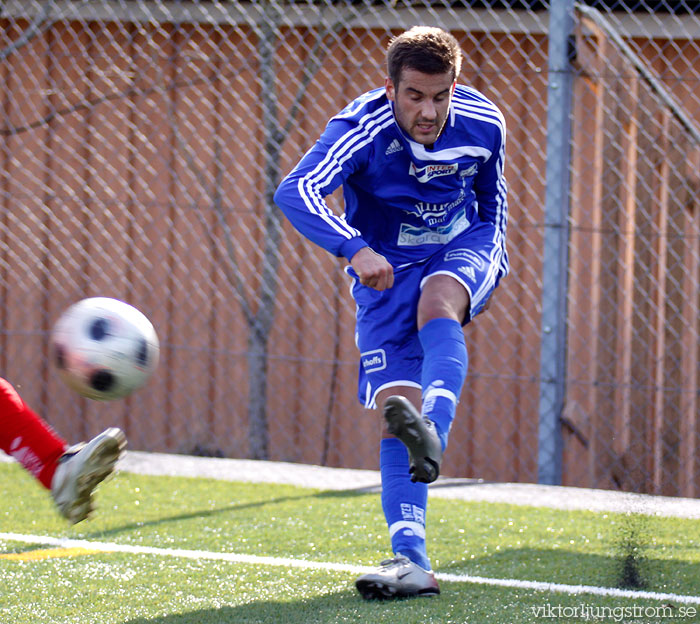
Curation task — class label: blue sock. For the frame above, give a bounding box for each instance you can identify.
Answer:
[380,437,431,570]
[419,318,468,451]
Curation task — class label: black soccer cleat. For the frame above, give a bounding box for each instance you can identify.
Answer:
[383,395,442,484]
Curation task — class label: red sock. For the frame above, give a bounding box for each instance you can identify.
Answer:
[0,377,67,489]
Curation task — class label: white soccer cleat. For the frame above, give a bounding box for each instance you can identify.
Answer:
[355,554,440,600]
[51,427,127,524]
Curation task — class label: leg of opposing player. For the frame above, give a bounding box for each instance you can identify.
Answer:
[0,377,127,523]
[51,427,127,524]
[0,377,67,487]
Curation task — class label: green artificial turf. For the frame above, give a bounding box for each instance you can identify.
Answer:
[1,462,699,623]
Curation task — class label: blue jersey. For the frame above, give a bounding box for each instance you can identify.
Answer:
[274,85,508,278]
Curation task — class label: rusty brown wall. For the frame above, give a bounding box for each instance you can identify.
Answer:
[1,15,698,496]
[563,19,700,496]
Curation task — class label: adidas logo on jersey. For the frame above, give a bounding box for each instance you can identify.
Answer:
[458,265,477,283]
[385,139,403,155]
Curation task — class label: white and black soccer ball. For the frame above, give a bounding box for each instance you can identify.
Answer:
[51,297,160,401]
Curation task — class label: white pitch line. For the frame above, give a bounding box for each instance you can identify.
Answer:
[2,532,700,605]
[436,572,700,605]
[0,532,372,575]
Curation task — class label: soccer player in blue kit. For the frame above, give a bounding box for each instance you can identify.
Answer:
[274,26,508,599]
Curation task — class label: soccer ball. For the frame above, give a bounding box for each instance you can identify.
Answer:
[51,297,160,401]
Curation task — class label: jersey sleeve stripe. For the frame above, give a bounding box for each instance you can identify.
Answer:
[453,103,506,136]
[297,177,359,240]
[310,109,393,188]
[297,107,394,241]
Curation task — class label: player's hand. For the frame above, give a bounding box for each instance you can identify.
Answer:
[351,247,394,291]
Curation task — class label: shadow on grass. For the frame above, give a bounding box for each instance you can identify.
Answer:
[81,486,377,541]
[439,547,700,597]
[121,590,437,624]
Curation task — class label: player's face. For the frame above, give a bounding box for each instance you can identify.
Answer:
[386,68,456,146]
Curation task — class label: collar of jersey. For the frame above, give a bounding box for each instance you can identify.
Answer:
[388,96,458,162]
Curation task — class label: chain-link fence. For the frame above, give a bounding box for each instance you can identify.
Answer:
[1,1,698,497]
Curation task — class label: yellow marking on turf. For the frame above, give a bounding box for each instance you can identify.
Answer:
[0,547,104,561]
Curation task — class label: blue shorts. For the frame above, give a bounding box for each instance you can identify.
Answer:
[347,220,503,409]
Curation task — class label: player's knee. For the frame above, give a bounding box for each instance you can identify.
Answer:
[418,275,470,322]
[417,289,469,328]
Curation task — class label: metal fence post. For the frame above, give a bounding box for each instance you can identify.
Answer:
[538,0,575,485]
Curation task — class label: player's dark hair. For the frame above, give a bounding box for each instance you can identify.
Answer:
[386,26,462,86]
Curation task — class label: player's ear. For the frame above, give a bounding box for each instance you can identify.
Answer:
[385,77,395,101]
